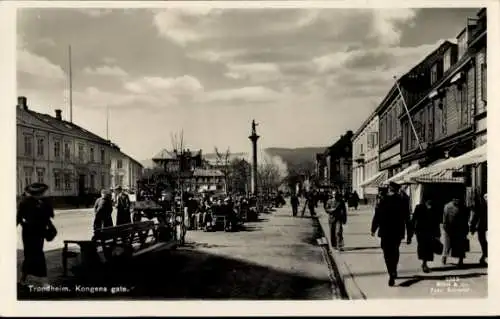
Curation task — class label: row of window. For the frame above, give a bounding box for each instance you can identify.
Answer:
[22,135,106,163]
[355,132,379,156]
[402,77,473,153]
[21,167,106,192]
[380,100,403,147]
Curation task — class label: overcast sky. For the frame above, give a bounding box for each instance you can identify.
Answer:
[17,6,480,161]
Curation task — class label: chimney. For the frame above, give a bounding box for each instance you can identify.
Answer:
[55,109,62,120]
[18,96,28,110]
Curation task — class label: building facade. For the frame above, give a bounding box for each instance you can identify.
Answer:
[324,131,353,193]
[16,96,113,206]
[110,146,144,191]
[469,8,487,198]
[352,115,379,202]
[186,169,225,193]
[378,86,403,178]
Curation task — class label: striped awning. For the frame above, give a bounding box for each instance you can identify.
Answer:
[359,171,388,188]
[382,163,420,185]
[411,168,464,184]
[407,159,463,184]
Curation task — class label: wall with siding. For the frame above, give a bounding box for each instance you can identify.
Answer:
[475,48,487,115]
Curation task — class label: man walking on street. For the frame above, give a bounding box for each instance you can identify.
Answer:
[371,182,411,287]
[325,191,347,251]
[291,193,299,217]
[470,192,488,266]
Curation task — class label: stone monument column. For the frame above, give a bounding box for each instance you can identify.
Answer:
[249,120,260,195]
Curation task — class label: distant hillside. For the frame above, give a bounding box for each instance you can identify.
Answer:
[265,147,326,174]
[141,147,326,173]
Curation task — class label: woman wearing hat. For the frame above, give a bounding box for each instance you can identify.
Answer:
[16,182,55,286]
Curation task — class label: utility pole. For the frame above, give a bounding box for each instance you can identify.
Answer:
[68,45,73,123]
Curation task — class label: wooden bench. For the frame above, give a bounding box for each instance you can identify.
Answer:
[62,221,172,276]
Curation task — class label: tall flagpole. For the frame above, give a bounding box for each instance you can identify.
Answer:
[393,76,423,151]
[106,105,110,140]
[68,45,73,123]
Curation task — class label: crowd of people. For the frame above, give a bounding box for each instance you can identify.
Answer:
[315,181,488,287]
[287,182,488,288]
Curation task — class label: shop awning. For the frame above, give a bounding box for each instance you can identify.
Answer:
[382,163,420,185]
[359,171,388,188]
[407,144,487,183]
[430,144,487,172]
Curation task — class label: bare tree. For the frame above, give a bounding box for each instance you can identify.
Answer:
[214,146,231,193]
[258,156,284,195]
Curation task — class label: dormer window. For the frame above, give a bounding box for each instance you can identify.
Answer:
[430,64,438,84]
[443,50,451,72]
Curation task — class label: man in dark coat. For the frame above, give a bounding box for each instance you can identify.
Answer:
[470,192,487,266]
[17,183,54,287]
[93,189,113,232]
[371,182,411,287]
[114,186,131,225]
[290,193,299,217]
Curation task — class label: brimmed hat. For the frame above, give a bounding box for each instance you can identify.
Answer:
[114,186,123,191]
[24,183,49,196]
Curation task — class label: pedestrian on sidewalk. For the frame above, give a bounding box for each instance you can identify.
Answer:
[442,197,470,267]
[93,189,114,234]
[349,190,360,210]
[17,183,56,288]
[325,191,347,251]
[114,186,132,225]
[291,193,300,217]
[409,199,441,273]
[371,182,411,287]
[470,192,488,266]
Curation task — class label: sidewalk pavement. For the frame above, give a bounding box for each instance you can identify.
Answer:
[317,205,488,299]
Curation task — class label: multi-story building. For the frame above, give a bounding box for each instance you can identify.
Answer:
[186,168,225,193]
[323,131,353,193]
[469,8,487,197]
[16,96,114,206]
[315,153,328,185]
[352,115,379,203]
[377,85,404,179]
[400,9,487,209]
[152,148,203,173]
[378,41,456,180]
[110,146,144,191]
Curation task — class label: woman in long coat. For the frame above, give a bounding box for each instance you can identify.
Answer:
[442,198,470,266]
[17,183,55,286]
[410,199,441,273]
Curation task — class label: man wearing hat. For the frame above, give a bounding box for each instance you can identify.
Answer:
[371,181,411,287]
[93,189,114,232]
[17,183,55,287]
[114,186,131,225]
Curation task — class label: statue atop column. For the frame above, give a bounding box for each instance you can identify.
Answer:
[251,119,258,135]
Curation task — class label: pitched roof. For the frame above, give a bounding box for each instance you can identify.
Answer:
[193,168,224,177]
[152,148,177,161]
[17,107,110,146]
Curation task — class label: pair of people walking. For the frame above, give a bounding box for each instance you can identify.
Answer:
[372,182,487,287]
[93,186,132,235]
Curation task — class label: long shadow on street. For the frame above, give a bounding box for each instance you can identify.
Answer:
[18,245,332,300]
